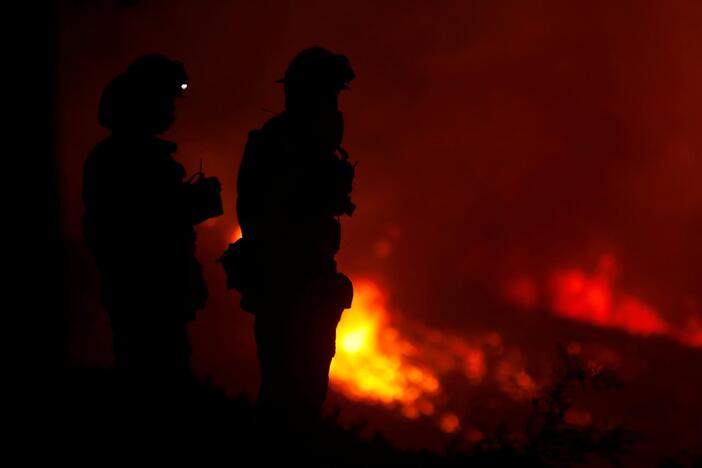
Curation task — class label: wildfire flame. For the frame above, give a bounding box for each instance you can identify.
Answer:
[549,255,669,336]
[329,280,440,418]
[327,254,701,432]
[230,225,243,244]
[505,254,702,347]
[230,222,695,435]
[330,279,539,430]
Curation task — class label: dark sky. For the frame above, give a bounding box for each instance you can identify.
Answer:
[56,0,702,462]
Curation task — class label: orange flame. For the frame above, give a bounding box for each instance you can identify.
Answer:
[328,254,699,432]
[330,280,441,417]
[330,279,540,430]
[550,255,669,336]
[505,254,702,347]
[439,413,461,433]
[230,225,243,244]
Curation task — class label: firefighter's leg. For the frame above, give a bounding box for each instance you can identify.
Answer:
[254,311,296,423]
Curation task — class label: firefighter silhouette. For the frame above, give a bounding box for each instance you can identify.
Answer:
[221,47,356,434]
[83,54,222,389]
